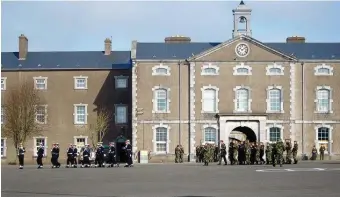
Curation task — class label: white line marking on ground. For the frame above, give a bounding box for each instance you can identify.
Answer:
[285,169,295,171]
[314,168,325,171]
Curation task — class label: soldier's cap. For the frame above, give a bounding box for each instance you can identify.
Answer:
[56,143,59,145]
[220,140,224,143]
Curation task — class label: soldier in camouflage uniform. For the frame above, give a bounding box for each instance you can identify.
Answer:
[276,139,285,167]
[265,143,272,165]
[179,145,184,163]
[196,145,201,163]
[245,140,251,165]
[292,141,298,164]
[259,143,265,165]
[175,145,180,163]
[203,144,210,166]
[233,141,238,165]
[255,143,261,165]
[285,140,292,164]
[218,140,227,165]
[228,141,234,165]
[271,142,278,167]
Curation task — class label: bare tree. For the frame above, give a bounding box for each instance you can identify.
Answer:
[2,80,44,159]
[88,110,111,148]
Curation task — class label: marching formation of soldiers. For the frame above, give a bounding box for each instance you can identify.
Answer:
[16,140,134,169]
[195,139,300,167]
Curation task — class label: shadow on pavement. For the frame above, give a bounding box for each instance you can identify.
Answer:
[322,162,340,164]
[2,191,117,197]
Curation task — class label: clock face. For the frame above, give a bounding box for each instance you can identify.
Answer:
[235,43,249,57]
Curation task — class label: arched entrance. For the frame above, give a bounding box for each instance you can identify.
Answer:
[229,126,257,142]
[115,135,127,163]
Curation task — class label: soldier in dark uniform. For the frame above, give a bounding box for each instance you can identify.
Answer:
[107,142,117,167]
[17,143,25,169]
[218,140,227,165]
[37,143,44,169]
[259,142,265,165]
[238,141,245,165]
[250,142,256,165]
[72,144,78,168]
[51,143,58,168]
[292,141,298,164]
[228,141,234,165]
[82,144,91,168]
[123,140,133,167]
[55,143,60,168]
[66,144,74,168]
[95,144,104,167]
[179,145,184,163]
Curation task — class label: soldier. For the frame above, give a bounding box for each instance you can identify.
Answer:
[55,143,61,168]
[238,141,245,165]
[292,141,298,164]
[123,140,133,167]
[108,142,117,167]
[179,145,184,163]
[175,145,180,163]
[259,143,265,165]
[51,143,58,168]
[82,144,91,168]
[66,144,74,168]
[195,145,201,163]
[214,145,219,162]
[311,145,317,160]
[285,140,292,164]
[271,142,278,167]
[72,144,78,168]
[218,140,227,165]
[95,144,104,167]
[276,139,285,167]
[250,142,256,165]
[36,143,44,169]
[255,143,261,164]
[319,145,326,160]
[17,143,25,169]
[203,144,209,166]
[228,141,234,165]
[233,141,238,165]
[245,140,251,165]
[265,143,272,165]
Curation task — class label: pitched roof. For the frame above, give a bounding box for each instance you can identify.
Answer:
[1,51,132,71]
[136,42,340,60]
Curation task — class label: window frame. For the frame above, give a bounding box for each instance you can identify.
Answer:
[202,124,218,144]
[201,63,219,76]
[266,86,284,113]
[1,77,7,91]
[115,76,129,89]
[233,63,252,76]
[73,136,88,151]
[35,105,48,124]
[152,86,171,113]
[1,138,7,158]
[152,124,171,154]
[73,76,88,90]
[266,63,284,76]
[201,85,219,113]
[33,76,48,90]
[314,86,333,114]
[314,63,333,76]
[33,136,48,157]
[233,86,252,113]
[73,104,88,125]
[266,124,283,143]
[152,64,171,76]
[1,106,4,125]
[314,124,333,155]
[115,104,128,124]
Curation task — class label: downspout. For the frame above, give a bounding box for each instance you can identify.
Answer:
[301,62,305,158]
[185,59,191,161]
[178,60,181,145]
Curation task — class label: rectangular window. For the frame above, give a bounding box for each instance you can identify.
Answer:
[1,138,6,157]
[115,76,128,89]
[1,106,4,124]
[74,104,87,124]
[1,77,7,90]
[268,89,282,112]
[155,127,167,153]
[202,89,217,112]
[33,137,47,157]
[74,136,87,151]
[155,89,168,112]
[36,105,47,124]
[34,77,47,90]
[74,77,88,90]
[236,89,249,112]
[115,105,127,124]
[317,89,330,112]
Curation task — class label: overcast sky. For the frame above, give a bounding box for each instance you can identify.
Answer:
[2,0,340,52]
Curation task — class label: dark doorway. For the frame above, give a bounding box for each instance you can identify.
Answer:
[230,126,257,142]
[116,135,127,163]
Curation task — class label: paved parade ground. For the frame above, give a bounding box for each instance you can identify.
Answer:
[2,161,340,197]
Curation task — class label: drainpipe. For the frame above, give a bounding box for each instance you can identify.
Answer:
[178,60,181,145]
[185,59,191,161]
[301,62,305,159]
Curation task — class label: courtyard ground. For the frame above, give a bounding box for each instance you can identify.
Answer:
[2,161,340,197]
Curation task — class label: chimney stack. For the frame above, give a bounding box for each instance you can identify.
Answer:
[19,34,28,60]
[104,38,112,55]
[286,36,306,43]
[165,35,191,43]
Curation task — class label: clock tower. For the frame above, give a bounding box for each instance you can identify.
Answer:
[232,1,252,38]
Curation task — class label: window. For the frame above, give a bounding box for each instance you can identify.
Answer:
[73,104,88,124]
[315,86,333,113]
[115,76,128,89]
[115,105,127,124]
[204,127,217,144]
[1,77,7,90]
[268,127,282,142]
[1,138,6,158]
[33,77,47,90]
[74,76,88,89]
[266,86,283,113]
[152,86,170,113]
[1,106,4,124]
[33,137,47,157]
[74,136,88,151]
[201,64,219,75]
[152,64,171,76]
[233,63,252,75]
[315,125,333,154]
[234,86,251,112]
[314,63,333,76]
[153,126,169,154]
[266,63,284,75]
[36,105,47,124]
[201,86,219,113]
[318,127,329,142]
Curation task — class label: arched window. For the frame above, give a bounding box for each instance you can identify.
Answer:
[204,127,217,144]
[154,88,169,112]
[236,68,249,74]
[203,68,217,75]
[236,88,249,112]
[314,64,333,76]
[155,127,168,153]
[155,68,168,75]
[152,64,170,76]
[202,88,217,112]
[269,68,282,74]
[269,127,281,142]
[317,68,330,75]
[316,89,330,112]
[268,88,282,112]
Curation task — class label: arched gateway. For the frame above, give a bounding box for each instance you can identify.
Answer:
[229,126,257,142]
